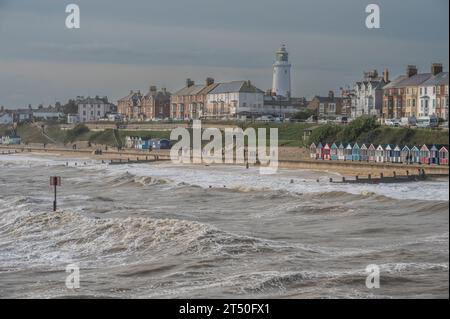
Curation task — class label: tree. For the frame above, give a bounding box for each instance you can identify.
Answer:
[294,109,315,121]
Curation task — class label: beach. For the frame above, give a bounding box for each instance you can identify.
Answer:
[0,151,448,298]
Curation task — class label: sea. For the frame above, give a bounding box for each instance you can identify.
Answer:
[0,153,448,298]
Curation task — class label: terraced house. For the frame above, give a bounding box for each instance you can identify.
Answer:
[141,86,171,120]
[418,68,449,119]
[352,69,389,117]
[382,64,445,119]
[206,81,264,119]
[117,86,171,121]
[117,90,143,120]
[170,78,218,120]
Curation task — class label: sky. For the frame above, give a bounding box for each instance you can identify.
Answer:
[0,0,448,108]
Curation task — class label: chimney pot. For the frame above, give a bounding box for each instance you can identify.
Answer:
[383,68,389,82]
[406,65,418,78]
[431,63,443,76]
[328,91,334,99]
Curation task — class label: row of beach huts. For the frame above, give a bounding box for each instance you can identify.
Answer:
[310,142,449,165]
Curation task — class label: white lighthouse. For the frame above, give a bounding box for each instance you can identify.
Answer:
[272,45,291,98]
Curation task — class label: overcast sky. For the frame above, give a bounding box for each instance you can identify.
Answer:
[0,0,448,108]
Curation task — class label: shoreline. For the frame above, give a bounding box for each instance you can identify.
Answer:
[1,144,449,178]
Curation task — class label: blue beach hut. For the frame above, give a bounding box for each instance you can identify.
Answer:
[352,143,360,161]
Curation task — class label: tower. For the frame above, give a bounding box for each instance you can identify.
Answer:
[272,45,291,98]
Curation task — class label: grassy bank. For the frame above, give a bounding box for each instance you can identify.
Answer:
[2,119,448,148]
[308,116,449,146]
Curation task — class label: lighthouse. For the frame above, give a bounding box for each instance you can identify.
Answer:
[272,45,291,98]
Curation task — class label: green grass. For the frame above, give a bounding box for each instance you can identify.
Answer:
[308,116,449,147]
[4,121,447,149]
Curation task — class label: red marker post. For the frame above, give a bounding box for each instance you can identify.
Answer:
[50,176,61,212]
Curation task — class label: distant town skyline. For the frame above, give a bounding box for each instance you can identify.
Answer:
[0,0,448,108]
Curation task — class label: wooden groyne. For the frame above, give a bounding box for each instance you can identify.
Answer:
[328,169,447,184]
[0,149,19,155]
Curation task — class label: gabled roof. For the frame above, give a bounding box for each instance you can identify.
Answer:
[430,145,439,151]
[368,144,376,150]
[360,144,368,149]
[401,145,410,151]
[439,146,449,152]
[410,146,420,151]
[118,91,142,103]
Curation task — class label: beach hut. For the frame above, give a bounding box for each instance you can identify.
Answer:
[309,143,317,159]
[337,143,345,161]
[410,146,420,164]
[375,145,384,163]
[368,144,376,162]
[420,144,430,164]
[330,143,338,161]
[439,146,449,165]
[323,143,331,160]
[429,145,439,165]
[352,143,361,161]
[384,144,393,162]
[400,145,410,164]
[316,142,323,160]
[360,144,368,162]
[392,145,402,163]
[345,143,353,161]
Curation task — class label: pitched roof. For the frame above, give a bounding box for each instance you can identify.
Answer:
[400,73,432,87]
[383,75,408,89]
[420,72,449,87]
[208,81,264,94]
[314,96,343,103]
[117,91,142,103]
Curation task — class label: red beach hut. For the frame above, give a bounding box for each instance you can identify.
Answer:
[323,143,331,160]
[419,144,430,164]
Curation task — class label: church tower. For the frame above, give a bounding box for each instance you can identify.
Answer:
[272,45,291,98]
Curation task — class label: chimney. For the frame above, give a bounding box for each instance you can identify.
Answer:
[150,85,157,93]
[161,88,167,93]
[206,77,214,86]
[186,78,195,87]
[431,63,443,76]
[130,90,134,94]
[406,65,418,78]
[383,69,389,82]
[328,91,334,100]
